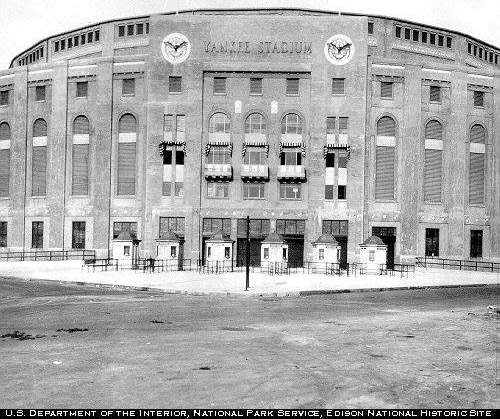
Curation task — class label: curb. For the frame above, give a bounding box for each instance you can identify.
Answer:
[13,276,496,298]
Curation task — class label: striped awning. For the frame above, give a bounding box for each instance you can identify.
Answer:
[279,142,306,157]
[159,141,186,155]
[205,142,233,156]
[323,144,351,158]
[241,142,269,157]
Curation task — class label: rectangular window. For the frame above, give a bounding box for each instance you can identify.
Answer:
[380,81,393,99]
[95,30,100,42]
[176,115,186,138]
[338,185,346,200]
[55,41,59,52]
[286,78,299,95]
[174,181,183,197]
[430,85,441,103]
[430,33,436,45]
[0,148,9,197]
[404,28,411,40]
[339,117,348,134]
[470,230,483,258]
[88,32,93,43]
[117,143,136,195]
[325,152,335,168]
[467,43,472,54]
[76,81,88,98]
[72,144,89,195]
[325,184,334,200]
[74,36,79,47]
[412,30,419,42]
[207,182,229,198]
[243,183,265,199]
[395,26,401,38]
[35,85,46,101]
[213,77,226,94]
[0,90,9,105]
[368,22,374,35]
[81,34,86,45]
[338,151,348,168]
[118,26,125,37]
[446,37,452,48]
[438,35,444,47]
[326,117,335,134]
[32,146,47,196]
[164,115,174,136]
[469,153,484,205]
[169,76,182,93]
[473,45,477,56]
[137,23,144,35]
[280,151,301,166]
[425,228,439,257]
[276,219,305,235]
[243,149,266,165]
[113,222,137,239]
[31,221,44,249]
[332,78,345,95]
[0,222,6,247]
[203,218,231,235]
[127,24,134,36]
[473,91,484,107]
[322,220,348,236]
[68,38,73,49]
[61,39,66,50]
[72,221,86,249]
[159,217,185,237]
[250,78,263,95]
[280,183,301,200]
[122,78,135,96]
[207,148,231,164]
[421,32,428,43]
[146,22,150,34]
[375,146,395,200]
[424,149,442,203]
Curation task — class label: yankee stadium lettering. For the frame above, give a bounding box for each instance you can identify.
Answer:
[203,40,312,54]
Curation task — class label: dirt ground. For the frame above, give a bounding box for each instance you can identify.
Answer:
[0,278,498,408]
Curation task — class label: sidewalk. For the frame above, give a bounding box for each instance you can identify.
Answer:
[0,260,498,296]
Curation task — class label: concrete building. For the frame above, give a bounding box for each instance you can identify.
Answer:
[0,8,498,267]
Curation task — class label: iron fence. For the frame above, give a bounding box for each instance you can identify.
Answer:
[415,257,499,273]
[1,249,96,262]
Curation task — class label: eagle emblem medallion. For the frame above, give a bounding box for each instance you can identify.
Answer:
[161,33,191,64]
[324,34,354,65]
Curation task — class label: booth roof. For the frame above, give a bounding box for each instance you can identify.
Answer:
[361,235,386,246]
[157,230,180,241]
[114,231,135,241]
[312,233,339,246]
[262,232,286,243]
[206,231,233,243]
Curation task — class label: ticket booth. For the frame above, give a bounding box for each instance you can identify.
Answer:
[156,230,181,265]
[261,232,288,266]
[205,232,233,263]
[113,232,141,268]
[359,236,387,273]
[312,233,341,264]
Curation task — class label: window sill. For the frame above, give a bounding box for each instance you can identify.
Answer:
[168,91,182,95]
[243,197,265,200]
[213,93,226,96]
[207,197,230,200]
[249,93,263,96]
[429,101,442,105]
[75,96,88,100]
[115,195,136,199]
[468,204,486,208]
[380,97,394,100]
[332,94,346,97]
[121,94,135,98]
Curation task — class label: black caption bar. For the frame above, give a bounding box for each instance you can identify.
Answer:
[1,410,497,419]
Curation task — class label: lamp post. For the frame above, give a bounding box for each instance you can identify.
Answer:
[245,215,250,291]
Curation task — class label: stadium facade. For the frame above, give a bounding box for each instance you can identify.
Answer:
[0,8,498,266]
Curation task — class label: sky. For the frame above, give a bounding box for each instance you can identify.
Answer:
[0,0,499,69]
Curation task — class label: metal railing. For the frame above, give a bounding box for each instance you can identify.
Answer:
[1,249,96,262]
[416,257,499,273]
[83,258,118,272]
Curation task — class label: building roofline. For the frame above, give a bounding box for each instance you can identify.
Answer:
[9,7,500,68]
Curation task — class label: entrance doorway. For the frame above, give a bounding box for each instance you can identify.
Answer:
[425,228,439,257]
[372,226,396,269]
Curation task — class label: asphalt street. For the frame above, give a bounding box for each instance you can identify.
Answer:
[0,277,498,408]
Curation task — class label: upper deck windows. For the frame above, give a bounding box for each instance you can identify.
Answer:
[394,24,453,50]
[17,45,44,67]
[467,41,499,67]
[116,20,150,39]
[52,28,101,56]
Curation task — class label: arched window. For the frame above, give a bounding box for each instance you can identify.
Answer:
[0,122,11,141]
[209,112,230,134]
[281,113,302,135]
[119,113,137,134]
[32,118,47,196]
[72,116,90,196]
[376,116,396,137]
[245,113,267,134]
[73,115,90,135]
[375,116,396,200]
[0,122,10,197]
[470,124,485,144]
[425,120,443,140]
[117,113,137,196]
[33,118,47,137]
[423,120,443,203]
[469,124,486,205]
